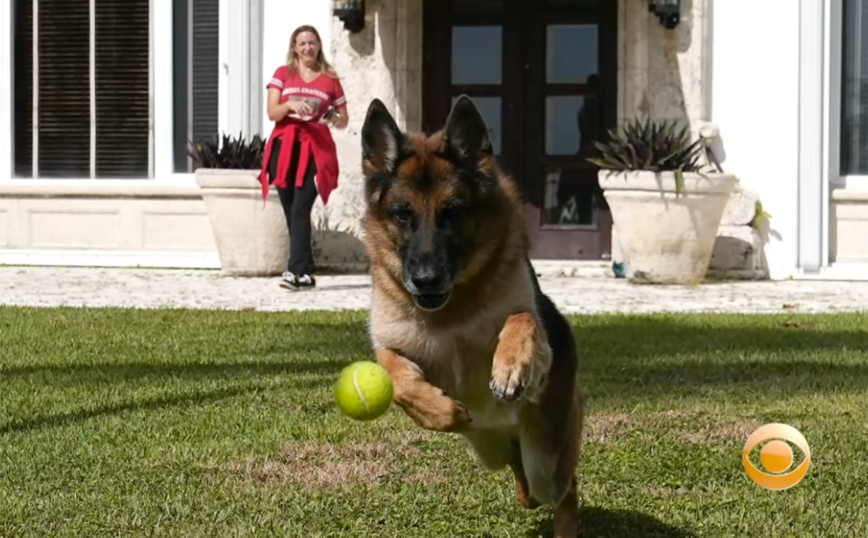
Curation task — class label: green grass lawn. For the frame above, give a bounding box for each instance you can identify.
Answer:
[1,306,866,537]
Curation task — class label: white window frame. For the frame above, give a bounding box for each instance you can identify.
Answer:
[0,0,259,185]
[826,0,868,192]
[795,0,868,279]
[798,0,827,273]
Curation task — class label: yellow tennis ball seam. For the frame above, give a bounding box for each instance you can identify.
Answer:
[352,363,370,414]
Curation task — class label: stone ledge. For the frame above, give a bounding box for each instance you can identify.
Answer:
[530,260,612,278]
[706,268,769,281]
[0,179,203,199]
[832,188,868,202]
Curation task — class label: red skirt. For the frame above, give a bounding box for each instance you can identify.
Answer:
[258,121,340,205]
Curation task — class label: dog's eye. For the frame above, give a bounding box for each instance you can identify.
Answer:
[390,206,414,226]
[439,202,467,226]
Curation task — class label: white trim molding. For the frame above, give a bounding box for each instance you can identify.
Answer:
[822,0,842,265]
[795,262,868,281]
[0,177,201,197]
[248,0,263,137]
[224,0,263,138]
[218,0,229,138]
[797,0,826,273]
[153,0,174,179]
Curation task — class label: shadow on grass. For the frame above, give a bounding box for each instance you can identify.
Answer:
[572,313,868,355]
[572,314,868,400]
[0,357,348,385]
[528,505,695,538]
[4,313,868,402]
[0,384,264,436]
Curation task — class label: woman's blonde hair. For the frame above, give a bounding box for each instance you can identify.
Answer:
[286,25,338,79]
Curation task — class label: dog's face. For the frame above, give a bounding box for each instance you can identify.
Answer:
[360,96,504,312]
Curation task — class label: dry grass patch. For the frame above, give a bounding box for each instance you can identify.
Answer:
[227,431,447,490]
[583,412,634,443]
[677,417,763,444]
[584,410,762,445]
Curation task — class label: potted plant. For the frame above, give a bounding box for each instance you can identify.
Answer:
[589,118,739,285]
[189,133,289,277]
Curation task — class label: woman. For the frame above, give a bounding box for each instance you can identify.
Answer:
[258,25,349,291]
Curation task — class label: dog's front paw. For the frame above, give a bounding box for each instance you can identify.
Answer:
[490,351,533,401]
[405,389,473,433]
[490,312,551,402]
[435,394,473,432]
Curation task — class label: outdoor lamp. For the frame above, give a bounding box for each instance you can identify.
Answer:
[648,0,680,30]
[334,0,365,33]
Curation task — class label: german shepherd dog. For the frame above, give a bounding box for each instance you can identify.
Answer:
[360,95,584,537]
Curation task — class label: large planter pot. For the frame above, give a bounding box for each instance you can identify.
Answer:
[599,170,739,285]
[195,169,289,277]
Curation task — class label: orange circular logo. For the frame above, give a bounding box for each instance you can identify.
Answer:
[743,423,811,490]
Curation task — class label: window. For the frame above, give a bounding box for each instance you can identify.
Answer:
[11,0,220,179]
[172,0,219,173]
[13,0,150,179]
[841,0,868,175]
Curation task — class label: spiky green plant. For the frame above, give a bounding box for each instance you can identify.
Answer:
[587,118,712,195]
[186,132,267,170]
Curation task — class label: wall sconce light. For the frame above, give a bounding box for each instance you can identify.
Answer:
[334,0,365,33]
[648,0,680,30]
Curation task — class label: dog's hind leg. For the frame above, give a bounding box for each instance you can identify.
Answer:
[463,432,541,510]
[552,397,583,538]
[519,390,584,536]
[508,441,541,510]
[553,474,580,538]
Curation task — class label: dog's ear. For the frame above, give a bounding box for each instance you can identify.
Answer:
[440,95,494,167]
[362,99,408,178]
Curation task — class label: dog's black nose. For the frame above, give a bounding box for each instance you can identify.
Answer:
[410,266,445,293]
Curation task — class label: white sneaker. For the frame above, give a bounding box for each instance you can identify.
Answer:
[280,272,316,291]
[279,272,297,290]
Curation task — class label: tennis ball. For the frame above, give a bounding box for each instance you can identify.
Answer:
[334,361,394,421]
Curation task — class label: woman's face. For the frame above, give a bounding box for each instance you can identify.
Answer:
[294,31,321,65]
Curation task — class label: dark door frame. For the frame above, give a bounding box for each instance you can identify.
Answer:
[422,0,618,260]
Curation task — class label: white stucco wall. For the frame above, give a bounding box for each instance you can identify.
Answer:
[710,1,801,280]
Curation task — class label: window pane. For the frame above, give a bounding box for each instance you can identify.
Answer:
[841,0,868,175]
[450,96,502,155]
[37,0,91,178]
[12,0,153,179]
[546,24,598,84]
[174,0,220,173]
[545,94,603,156]
[451,26,502,84]
[95,0,150,178]
[543,166,598,226]
[12,0,32,178]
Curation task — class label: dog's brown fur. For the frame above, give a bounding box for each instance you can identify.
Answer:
[360,96,584,537]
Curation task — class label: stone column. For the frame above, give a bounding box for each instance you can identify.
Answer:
[618,0,711,130]
[308,0,422,271]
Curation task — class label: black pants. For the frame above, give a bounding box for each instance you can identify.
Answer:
[268,137,318,276]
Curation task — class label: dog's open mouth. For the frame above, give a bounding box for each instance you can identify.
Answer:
[412,292,451,311]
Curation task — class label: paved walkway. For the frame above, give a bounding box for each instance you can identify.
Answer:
[1,266,866,314]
